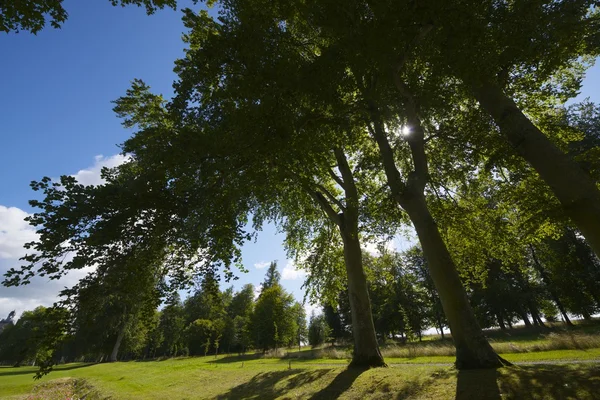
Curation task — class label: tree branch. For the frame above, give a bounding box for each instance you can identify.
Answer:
[313,182,346,212]
[327,167,345,188]
[306,187,342,227]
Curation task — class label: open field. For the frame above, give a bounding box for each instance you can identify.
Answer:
[3,323,600,399]
[2,355,600,399]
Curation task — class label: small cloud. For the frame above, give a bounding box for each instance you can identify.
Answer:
[304,302,321,318]
[282,260,306,280]
[72,154,130,186]
[254,261,269,270]
[362,239,396,256]
[253,286,262,300]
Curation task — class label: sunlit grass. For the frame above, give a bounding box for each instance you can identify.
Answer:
[2,359,600,399]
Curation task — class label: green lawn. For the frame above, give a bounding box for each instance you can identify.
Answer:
[2,352,600,399]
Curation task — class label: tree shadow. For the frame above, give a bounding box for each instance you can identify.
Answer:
[309,367,366,400]
[455,364,600,400]
[215,368,331,400]
[455,369,501,400]
[209,353,264,364]
[0,363,97,377]
[498,364,600,400]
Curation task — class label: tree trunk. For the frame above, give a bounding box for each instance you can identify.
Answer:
[403,194,507,369]
[472,81,600,258]
[110,323,126,362]
[529,244,574,327]
[368,103,505,369]
[519,310,532,327]
[340,227,387,368]
[308,148,386,368]
[496,313,506,331]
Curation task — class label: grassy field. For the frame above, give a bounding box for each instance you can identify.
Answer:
[2,322,600,399]
[2,354,600,399]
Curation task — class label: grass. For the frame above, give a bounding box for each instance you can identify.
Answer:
[1,358,600,399]
[3,322,599,399]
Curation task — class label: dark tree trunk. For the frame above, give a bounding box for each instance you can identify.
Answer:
[339,210,386,368]
[402,194,506,369]
[472,81,600,258]
[308,148,386,368]
[529,244,574,327]
[110,323,126,362]
[368,99,505,369]
[581,309,592,321]
[496,313,506,331]
[519,310,532,327]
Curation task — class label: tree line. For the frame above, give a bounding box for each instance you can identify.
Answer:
[2,228,599,368]
[2,0,600,373]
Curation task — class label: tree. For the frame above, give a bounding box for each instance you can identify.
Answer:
[158,293,186,357]
[308,313,331,347]
[251,282,297,353]
[0,0,177,34]
[261,262,281,291]
[291,302,307,350]
[0,306,68,370]
[414,0,600,257]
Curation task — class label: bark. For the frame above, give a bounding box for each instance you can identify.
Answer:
[472,81,600,258]
[340,227,386,367]
[403,194,507,369]
[307,148,386,368]
[110,322,126,362]
[368,100,506,369]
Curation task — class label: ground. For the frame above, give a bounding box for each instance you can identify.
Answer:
[2,322,600,399]
[1,356,600,399]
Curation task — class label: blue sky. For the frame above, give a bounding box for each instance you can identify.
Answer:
[0,0,599,318]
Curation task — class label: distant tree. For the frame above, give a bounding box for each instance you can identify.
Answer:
[291,303,307,350]
[158,293,186,357]
[261,262,281,291]
[308,313,331,348]
[0,306,67,369]
[251,283,296,352]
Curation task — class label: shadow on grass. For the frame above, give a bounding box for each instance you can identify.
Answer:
[498,364,600,400]
[0,363,97,378]
[309,367,366,400]
[455,369,501,400]
[455,364,600,400]
[209,353,265,364]
[215,368,331,400]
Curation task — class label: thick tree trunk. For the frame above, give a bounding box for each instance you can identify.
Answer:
[340,228,386,368]
[110,323,126,362]
[472,81,600,258]
[307,148,385,368]
[368,102,505,369]
[403,194,507,369]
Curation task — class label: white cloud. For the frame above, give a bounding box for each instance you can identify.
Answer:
[281,260,306,281]
[304,302,321,319]
[254,261,269,270]
[0,154,125,318]
[0,206,38,260]
[72,154,130,186]
[362,239,396,256]
[0,205,92,319]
